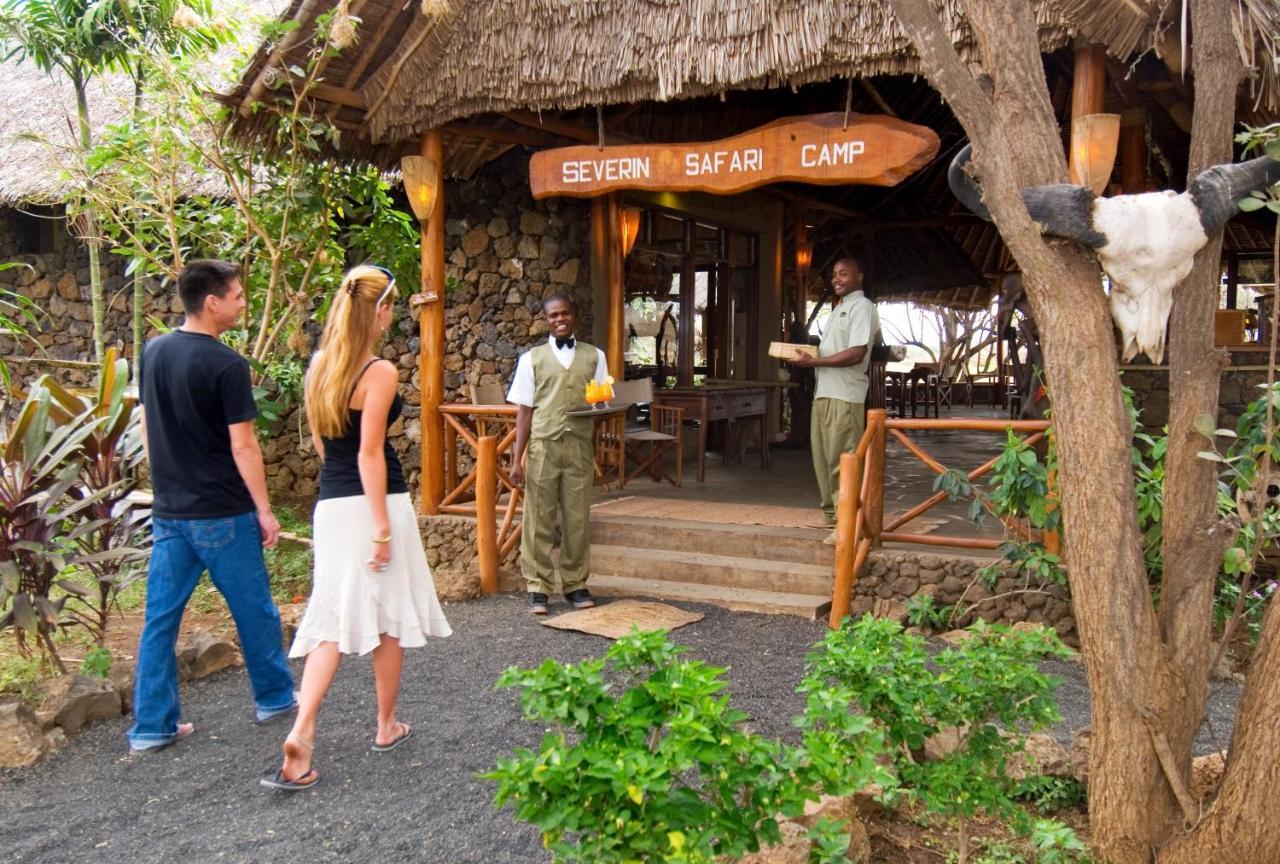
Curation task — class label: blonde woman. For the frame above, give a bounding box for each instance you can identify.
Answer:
[263,265,451,792]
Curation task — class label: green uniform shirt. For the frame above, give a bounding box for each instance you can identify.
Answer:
[814,290,879,404]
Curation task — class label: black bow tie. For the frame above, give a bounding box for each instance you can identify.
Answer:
[555,336,575,350]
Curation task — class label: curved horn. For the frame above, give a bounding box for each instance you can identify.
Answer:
[948,144,1106,249]
[948,144,991,220]
[1189,155,1280,236]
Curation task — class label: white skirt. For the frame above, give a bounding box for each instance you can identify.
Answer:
[290,492,452,657]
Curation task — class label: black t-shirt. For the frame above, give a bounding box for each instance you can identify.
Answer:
[139,330,258,519]
[317,394,409,501]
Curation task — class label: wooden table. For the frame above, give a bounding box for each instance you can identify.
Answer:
[655,384,770,482]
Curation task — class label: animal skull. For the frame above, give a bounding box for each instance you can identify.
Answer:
[948,145,1280,362]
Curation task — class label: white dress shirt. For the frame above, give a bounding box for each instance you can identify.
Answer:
[506,335,609,407]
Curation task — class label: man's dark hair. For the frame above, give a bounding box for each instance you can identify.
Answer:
[542,291,576,313]
[178,259,240,315]
[834,255,862,275]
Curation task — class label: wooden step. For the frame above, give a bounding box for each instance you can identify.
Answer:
[590,544,833,596]
[589,574,833,620]
[590,515,834,566]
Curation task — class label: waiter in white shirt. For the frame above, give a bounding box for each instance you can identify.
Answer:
[507,293,608,615]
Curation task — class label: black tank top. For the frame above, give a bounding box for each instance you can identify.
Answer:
[316,360,408,501]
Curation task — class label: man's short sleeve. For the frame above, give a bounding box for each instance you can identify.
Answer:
[594,349,609,382]
[846,297,875,348]
[507,352,536,407]
[219,357,258,425]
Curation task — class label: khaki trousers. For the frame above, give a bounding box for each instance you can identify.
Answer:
[520,435,594,594]
[810,397,865,522]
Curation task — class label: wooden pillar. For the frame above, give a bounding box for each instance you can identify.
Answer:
[419,129,446,515]
[1069,42,1107,188]
[605,193,625,377]
[792,221,807,332]
[1071,42,1107,118]
[828,451,863,628]
[1120,108,1147,194]
[678,220,696,386]
[475,434,498,593]
[1226,251,1239,310]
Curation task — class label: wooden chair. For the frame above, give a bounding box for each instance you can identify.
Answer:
[618,378,684,487]
[468,382,515,435]
[593,411,626,490]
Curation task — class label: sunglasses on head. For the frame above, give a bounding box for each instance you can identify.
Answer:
[346,265,397,306]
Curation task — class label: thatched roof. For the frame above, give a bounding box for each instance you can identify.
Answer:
[0,0,285,208]
[227,0,1280,169]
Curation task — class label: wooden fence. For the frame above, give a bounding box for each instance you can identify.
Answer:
[829,408,1055,627]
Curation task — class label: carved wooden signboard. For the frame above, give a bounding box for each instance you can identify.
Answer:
[529,113,940,199]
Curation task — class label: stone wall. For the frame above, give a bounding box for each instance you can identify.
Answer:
[1122,349,1276,432]
[0,205,173,387]
[270,150,594,505]
[853,549,1077,644]
[418,514,522,601]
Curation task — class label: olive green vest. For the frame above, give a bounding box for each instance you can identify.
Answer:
[530,342,598,442]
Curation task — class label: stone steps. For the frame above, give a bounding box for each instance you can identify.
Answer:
[589,574,833,621]
[587,515,834,618]
[590,515,834,566]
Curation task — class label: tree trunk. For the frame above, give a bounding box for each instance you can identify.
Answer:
[73,69,105,364]
[885,0,1200,857]
[131,74,145,381]
[1155,0,1241,803]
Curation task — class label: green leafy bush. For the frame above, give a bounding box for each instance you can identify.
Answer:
[484,628,889,864]
[801,616,1069,825]
[1013,775,1087,814]
[905,593,954,631]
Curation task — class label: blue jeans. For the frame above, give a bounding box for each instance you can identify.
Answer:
[127,513,296,750]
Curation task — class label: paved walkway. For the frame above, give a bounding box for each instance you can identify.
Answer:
[1,596,1240,864]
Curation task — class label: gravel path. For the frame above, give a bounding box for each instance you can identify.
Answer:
[0,596,1240,864]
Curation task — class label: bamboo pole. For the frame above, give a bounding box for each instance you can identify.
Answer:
[476,435,498,594]
[880,532,1003,550]
[606,193,625,376]
[865,409,887,546]
[828,451,863,628]
[419,129,446,515]
[886,418,1050,432]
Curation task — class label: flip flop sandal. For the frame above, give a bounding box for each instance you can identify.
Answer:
[259,768,319,792]
[371,722,412,753]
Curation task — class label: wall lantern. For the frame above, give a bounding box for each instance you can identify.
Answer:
[400,155,440,222]
[619,206,643,257]
[795,241,814,282]
[1068,113,1121,195]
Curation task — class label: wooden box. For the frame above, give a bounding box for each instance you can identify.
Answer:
[1214,309,1249,346]
[768,341,818,361]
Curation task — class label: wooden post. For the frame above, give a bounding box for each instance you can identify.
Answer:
[476,435,499,594]
[1120,107,1147,194]
[1071,42,1107,118]
[419,129,446,515]
[605,193,625,377]
[865,409,887,547]
[828,451,863,628]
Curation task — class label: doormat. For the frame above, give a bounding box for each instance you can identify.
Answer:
[541,599,704,639]
[592,497,821,529]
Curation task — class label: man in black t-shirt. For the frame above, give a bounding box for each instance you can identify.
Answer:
[126,260,296,753]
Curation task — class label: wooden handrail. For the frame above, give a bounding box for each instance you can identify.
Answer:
[440,403,518,417]
[828,410,1058,627]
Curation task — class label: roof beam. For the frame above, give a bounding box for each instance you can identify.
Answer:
[443,121,567,148]
[309,82,365,109]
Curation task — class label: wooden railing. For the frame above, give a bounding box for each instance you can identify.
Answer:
[441,404,522,594]
[829,409,1054,627]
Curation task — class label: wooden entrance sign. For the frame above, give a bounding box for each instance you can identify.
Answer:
[529,113,940,199]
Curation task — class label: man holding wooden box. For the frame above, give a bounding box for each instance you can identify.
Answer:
[788,257,880,525]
